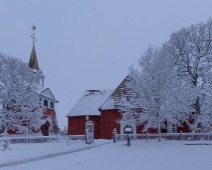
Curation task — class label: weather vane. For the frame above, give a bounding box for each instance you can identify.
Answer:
[31,25,37,44]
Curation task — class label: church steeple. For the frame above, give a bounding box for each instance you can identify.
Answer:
[28,44,39,69]
[28,25,39,70]
[28,25,45,87]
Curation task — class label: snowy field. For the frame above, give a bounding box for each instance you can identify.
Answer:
[0,139,212,170]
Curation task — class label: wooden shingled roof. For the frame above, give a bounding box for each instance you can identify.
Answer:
[99,76,132,110]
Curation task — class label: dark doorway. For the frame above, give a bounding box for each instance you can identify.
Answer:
[44,125,49,136]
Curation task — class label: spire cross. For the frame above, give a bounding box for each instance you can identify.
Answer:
[31,25,37,44]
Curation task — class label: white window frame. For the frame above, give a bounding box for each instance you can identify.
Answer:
[167,123,176,133]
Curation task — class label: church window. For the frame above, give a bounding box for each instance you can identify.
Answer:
[50,102,54,109]
[44,100,48,107]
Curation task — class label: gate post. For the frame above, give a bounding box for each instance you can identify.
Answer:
[180,131,182,141]
[127,134,131,147]
[85,132,87,144]
[85,116,94,144]
[66,137,69,146]
[146,131,149,142]
[57,134,59,143]
[113,128,117,143]
[85,131,89,144]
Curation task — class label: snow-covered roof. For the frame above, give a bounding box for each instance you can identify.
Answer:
[37,86,58,103]
[67,89,114,117]
[99,76,132,110]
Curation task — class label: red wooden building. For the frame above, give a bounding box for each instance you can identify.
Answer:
[67,76,190,139]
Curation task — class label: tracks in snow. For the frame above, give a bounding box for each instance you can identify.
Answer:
[0,142,111,169]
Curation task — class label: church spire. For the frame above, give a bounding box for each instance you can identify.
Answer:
[28,25,39,70]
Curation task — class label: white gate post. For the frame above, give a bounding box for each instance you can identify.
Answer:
[85,116,94,144]
[85,131,88,144]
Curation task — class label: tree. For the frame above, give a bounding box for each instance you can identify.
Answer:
[61,125,68,135]
[124,46,193,141]
[164,18,212,132]
[0,131,11,151]
[0,53,43,134]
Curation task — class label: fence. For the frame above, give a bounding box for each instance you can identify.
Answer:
[112,129,212,145]
[6,134,87,145]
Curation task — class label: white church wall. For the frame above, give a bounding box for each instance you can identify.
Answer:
[41,89,55,100]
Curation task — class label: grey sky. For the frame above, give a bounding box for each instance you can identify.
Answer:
[1,0,212,129]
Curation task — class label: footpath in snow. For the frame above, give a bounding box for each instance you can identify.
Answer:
[1,139,212,170]
[0,139,110,168]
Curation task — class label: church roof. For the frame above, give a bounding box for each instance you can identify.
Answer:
[99,76,133,110]
[28,45,39,70]
[37,86,59,103]
[67,89,113,117]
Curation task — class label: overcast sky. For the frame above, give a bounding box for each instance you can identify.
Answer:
[1,0,212,129]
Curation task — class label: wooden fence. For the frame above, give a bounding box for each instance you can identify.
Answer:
[112,129,212,144]
[6,134,85,145]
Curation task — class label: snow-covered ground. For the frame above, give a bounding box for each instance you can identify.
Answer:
[0,139,109,165]
[1,139,212,170]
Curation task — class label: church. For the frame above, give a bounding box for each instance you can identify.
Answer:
[67,76,190,139]
[16,26,59,136]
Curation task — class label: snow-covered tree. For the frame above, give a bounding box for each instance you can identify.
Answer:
[125,46,193,141]
[0,131,11,151]
[164,18,212,132]
[0,53,43,134]
[60,125,68,135]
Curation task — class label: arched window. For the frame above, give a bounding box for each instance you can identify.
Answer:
[124,125,133,134]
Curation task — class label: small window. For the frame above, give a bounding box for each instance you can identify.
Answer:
[50,102,54,109]
[44,100,48,107]
[168,123,176,133]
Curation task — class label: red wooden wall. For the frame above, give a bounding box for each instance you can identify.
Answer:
[67,110,192,139]
[68,116,101,139]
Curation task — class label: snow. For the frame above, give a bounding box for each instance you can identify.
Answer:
[67,89,113,117]
[0,139,109,165]
[37,86,58,102]
[1,139,212,170]
[99,95,116,110]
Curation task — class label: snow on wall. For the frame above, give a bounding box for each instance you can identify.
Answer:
[67,89,114,117]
